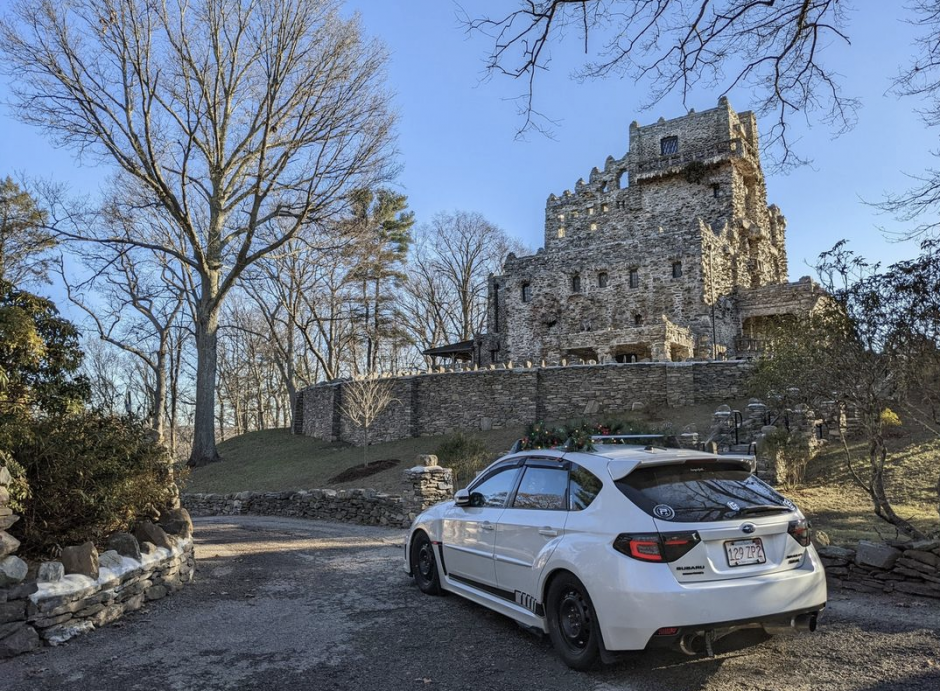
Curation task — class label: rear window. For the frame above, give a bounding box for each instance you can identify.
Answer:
[615,461,793,523]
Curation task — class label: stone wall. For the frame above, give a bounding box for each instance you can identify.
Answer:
[819,540,940,600]
[0,510,195,658]
[299,360,751,445]
[183,458,455,528]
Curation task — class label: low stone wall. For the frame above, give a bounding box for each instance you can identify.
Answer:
[819,539,940,599]
[0,533,195,657]
[183,460,455,529]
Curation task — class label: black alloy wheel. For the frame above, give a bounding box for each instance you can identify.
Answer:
[410,532,442,595]
[546,572,600,670]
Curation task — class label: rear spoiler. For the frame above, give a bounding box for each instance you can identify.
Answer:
[608,454,757,481]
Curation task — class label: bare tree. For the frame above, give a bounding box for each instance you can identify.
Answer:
[62,250,185,443]
[467,1,857,167]
[404,211,526,364]
[340,375,398,458]
[1,0,396,465]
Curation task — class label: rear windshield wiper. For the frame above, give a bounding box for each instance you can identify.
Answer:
[737,504,792,516]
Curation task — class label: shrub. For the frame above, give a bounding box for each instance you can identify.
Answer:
[434,432,494,488]
[761,427,814,489]
[8,411,176,557]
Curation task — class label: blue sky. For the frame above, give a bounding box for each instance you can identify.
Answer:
[1,0,935,296]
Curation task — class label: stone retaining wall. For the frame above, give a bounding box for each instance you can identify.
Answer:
[299,361,751,445]
[819,539,940,599]
[0,533,194,657]
[183,460,455,529]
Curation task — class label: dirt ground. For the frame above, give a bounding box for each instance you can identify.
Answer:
[2,516,939,691]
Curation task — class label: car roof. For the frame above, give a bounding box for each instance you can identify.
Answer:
[507,445,754,482]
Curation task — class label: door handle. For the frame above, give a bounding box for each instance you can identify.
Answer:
[482,522,495,531]
[538,528,558,537]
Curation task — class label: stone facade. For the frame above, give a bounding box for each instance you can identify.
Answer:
[183,460,455,528]
[472,98,823,366]
[296,360,750,445]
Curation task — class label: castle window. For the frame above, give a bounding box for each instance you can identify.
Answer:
[588,207,595,215]
[712,183,721,198]
[672,261,683,278]
[557,227,566,238]
[602,203,609,213]
[521,282,532,303]
[557,213,565,221]
[634,314,643,326]
[661,136,679,155]
[590,222,597,232]
[571,273,581,293]
[572,209,580,217]
[629,268,639,288]
[597,272,608,288]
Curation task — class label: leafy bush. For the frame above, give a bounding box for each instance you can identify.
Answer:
[761,426,814,489]
[434,432,494,488]
[8,412,176,557]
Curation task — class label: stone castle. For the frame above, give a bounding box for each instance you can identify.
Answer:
[429,98,822,366]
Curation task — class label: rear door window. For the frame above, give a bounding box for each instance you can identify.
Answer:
[569,464,603,510]
[616,461,792,522]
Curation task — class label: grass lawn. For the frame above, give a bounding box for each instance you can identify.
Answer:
[184,402,939,546]
[183,426,524,495]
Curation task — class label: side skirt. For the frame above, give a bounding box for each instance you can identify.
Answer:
[442,574,547,632]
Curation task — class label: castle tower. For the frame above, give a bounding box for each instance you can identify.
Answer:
[461,99,809,368]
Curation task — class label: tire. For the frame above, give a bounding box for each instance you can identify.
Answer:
[410,531,442,595]
[545,572,601,670]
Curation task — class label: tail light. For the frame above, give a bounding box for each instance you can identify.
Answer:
[613,531,700,562]
[788,518,812,547]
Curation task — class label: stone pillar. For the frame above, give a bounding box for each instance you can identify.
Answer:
[401,455,454,519]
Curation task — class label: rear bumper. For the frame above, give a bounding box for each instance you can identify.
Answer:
[592,550,828,651]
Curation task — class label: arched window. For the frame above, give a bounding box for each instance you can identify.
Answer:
[571,273,581,293]
[521,282,532,303]
[672,261,683,278]
[629,268,639,288]
[597,272,608,288]
[634,314,643,326]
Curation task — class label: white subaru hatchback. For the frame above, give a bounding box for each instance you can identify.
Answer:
[404,442,827,669]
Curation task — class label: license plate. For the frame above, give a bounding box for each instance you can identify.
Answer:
[724,538,766,567]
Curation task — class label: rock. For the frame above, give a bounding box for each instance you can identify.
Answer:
[61,542,99,579]
[0,599,27,624]
[107,532,141,560]
[818,546,855,562]
[0,620,24,639]
[5,581,37,599]
[0,514,19,531]
[97,550,123,569]
[139,542,158,556]
[42,619,94,645]
[31,612,74,628]
[903,550,940,569]
[135,521,175,550]
[145,584,168,601]
[0,466,11,486]
[0,530,20,558]
[159,508,193,538]
[907,539,940,553]
[417,454,438,467]
[89,603,124,627]
[855,541,902,570]
[893,581,940,599]
[0,624,40,658]
[37,561,65,583]
[0,555,28,587]
[896,557,936,575]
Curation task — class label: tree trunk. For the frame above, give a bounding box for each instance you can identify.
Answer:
[153,339,168,444]
[868,436,925,538]
[188,304,222,467]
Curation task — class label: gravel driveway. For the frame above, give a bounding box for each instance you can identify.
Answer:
[2,516,939,690]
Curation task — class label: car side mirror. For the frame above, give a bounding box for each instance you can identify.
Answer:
[454,488,471,507]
